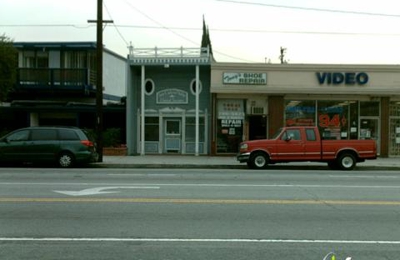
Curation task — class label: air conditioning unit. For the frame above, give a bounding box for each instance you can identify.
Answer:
[251,106,265,114]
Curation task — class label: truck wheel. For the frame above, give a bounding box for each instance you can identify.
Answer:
[337,153,356,171]
[249,152,268,169]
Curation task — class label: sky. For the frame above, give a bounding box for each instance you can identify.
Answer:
[2,0,400,64]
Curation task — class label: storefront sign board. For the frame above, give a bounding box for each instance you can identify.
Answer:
[223,72,267,85]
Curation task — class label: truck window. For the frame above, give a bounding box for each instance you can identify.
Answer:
[306,129,316,141]
[281,129,301,140]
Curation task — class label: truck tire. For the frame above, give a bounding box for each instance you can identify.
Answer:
[249,152,268,169]
[337,153,356,171]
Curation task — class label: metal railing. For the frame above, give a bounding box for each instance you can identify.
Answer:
[128,46,211,65]
[16,68,96,91]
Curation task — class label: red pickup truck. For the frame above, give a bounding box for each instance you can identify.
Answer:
[237,126,377,170]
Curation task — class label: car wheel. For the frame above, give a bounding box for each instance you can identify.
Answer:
[337,153,356,171]
[58,152,75,168]
[249,152,268,169]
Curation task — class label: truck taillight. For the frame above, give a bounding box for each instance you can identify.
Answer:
[81,140,94,147]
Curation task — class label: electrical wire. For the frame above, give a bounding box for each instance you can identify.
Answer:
[121,0,257,62]
[104,0,129,46]
[216,0,400,18]
[3,23,400,37]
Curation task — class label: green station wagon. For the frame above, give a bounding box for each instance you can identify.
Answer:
[0,126,98,167]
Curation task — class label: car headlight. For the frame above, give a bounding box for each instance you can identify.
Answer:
[240,143,248,150]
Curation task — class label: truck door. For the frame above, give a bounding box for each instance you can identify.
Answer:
[303,128,321,160]
[275,129,304,161]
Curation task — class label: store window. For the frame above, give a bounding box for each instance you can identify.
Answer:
[216,99,245,153]
[186,117,205,142]
[285,100,380,143]
[285,100,316,126]
[145,117,159,141]
[317,101,350,140]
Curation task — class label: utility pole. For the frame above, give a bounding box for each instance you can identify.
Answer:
[88,0,113,162]
[279,46,288,64]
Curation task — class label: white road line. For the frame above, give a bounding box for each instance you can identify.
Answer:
[329,175,399,179]
[0,182,400,189]
[1,237,400,244]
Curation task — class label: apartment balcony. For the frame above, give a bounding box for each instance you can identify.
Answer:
[15,68,97,95]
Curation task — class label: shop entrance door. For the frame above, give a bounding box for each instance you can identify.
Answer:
[164,119,181,153]
[359,117,380,154]
[248,115,267,140]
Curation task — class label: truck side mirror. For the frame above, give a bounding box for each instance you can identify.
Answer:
[285,136,292,142]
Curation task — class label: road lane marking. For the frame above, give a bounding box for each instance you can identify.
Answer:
[1,182,400,189]
[53,186,160,196]
[0,237,400,244]
[1,197,400,206]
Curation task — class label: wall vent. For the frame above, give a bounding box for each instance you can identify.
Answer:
[251,106,265,114]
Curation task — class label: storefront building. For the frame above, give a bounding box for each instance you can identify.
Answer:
[211,63,400,157]
[126,47,211,155]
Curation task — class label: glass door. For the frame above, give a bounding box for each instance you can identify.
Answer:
[389,118,400,156]
[164,119,181,153]
[360,117,380,154]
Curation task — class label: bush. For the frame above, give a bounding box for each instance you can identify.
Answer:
[103,128,122,147]
[84,128,122,147]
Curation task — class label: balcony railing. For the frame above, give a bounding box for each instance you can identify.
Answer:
[16,68,96,92]
[128,46,211,65]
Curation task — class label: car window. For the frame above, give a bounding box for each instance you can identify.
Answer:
[7,130,30,142]
[281,129,301,140]
[31,129,57,141]
[59,129,79,140]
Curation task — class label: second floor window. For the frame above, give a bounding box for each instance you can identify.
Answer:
[63,51,91,68]
[22,51,48,68]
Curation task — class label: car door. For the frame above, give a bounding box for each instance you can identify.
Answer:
[0,129,30,162]
[27,129,59,162]
[274,129,305,161]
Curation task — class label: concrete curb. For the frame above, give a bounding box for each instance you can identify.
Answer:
[91,163,400,171]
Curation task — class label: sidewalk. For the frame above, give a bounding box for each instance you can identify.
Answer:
[94,155,400,170]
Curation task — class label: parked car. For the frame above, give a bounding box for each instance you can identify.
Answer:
[0,126,98,167]
[237,126,377,170]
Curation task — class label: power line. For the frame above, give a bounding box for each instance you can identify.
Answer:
[122,0,198,46]
[103,0,129,46]
[216,0,400,18]
[4,23,400,37]
[120,1,255,62]
[0,24,94,29]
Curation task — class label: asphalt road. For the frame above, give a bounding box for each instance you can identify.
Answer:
[1,168,400,260]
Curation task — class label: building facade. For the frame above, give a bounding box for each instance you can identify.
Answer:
[0,42,126,140]
[211,63,400,157]
[126,47,211,155]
